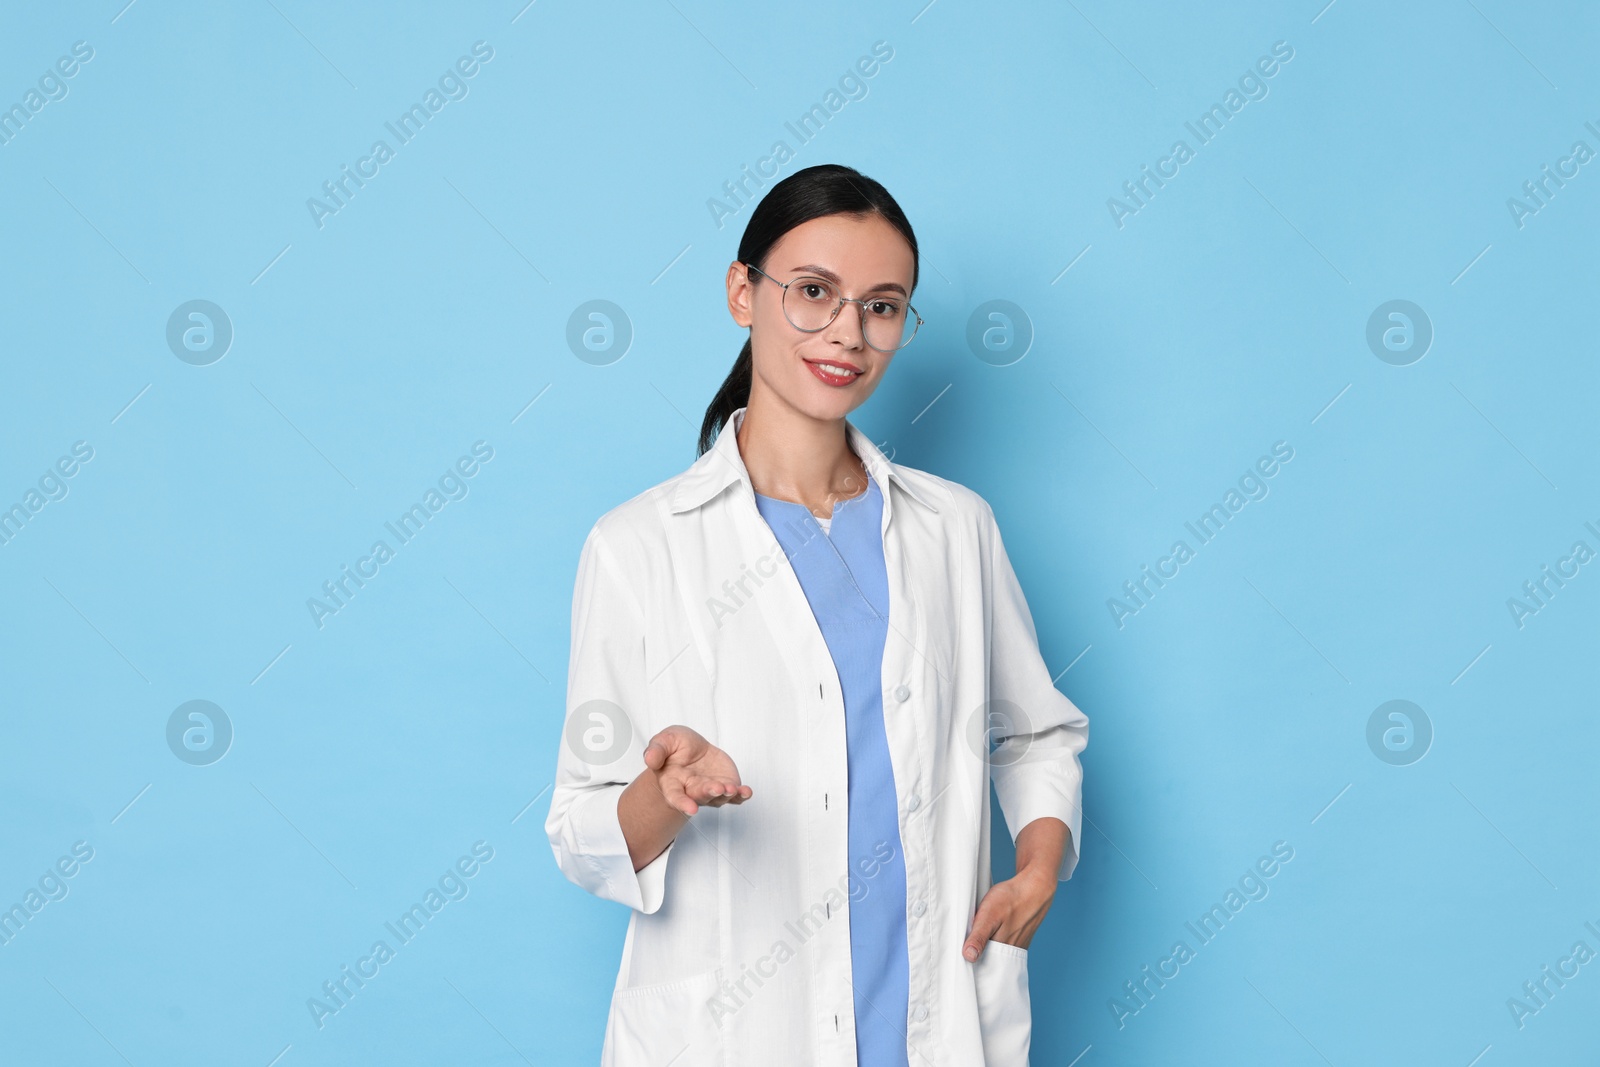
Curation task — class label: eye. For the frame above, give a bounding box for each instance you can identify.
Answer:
[798,282,833,302]
[868,299,902,317]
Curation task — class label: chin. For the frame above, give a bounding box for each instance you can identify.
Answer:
[798,384,870,421]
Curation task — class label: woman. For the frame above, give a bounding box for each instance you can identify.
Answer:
[546,163,1088,1066]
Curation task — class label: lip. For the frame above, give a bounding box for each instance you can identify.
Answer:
[803,357,864,387]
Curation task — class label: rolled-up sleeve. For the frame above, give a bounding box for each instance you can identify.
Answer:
[545,521,675,914]
[979,498,1090,881]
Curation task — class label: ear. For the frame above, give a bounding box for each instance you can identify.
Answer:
[726,261,755,328]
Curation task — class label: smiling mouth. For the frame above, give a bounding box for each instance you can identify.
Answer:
[804,358,864,386]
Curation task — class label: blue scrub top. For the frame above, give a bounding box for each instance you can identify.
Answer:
[753,472,911,1067]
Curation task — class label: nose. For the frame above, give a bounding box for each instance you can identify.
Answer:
[821,301,866,349]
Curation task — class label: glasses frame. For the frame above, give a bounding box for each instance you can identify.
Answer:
[744,263,923,352]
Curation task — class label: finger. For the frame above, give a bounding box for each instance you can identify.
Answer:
[707,784,754,807]
[963,905,1003,962]
[687,775,742,799]
[645,729,683,772]
[680,776,719,805]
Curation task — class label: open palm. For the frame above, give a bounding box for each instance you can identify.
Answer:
[643,725,753,816]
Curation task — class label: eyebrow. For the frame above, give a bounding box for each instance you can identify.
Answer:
[788,264,908,298]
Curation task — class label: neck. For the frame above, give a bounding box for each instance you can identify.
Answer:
[737,389,867,514]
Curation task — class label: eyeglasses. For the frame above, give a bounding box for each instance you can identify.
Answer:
[745,263,923,352]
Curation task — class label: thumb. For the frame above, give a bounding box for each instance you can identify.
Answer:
[963,894,1002,962]
[645,727,687,770]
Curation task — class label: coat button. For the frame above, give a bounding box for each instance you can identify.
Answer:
[894,684,910,702]
[912,1004,929,1022]
[906,793,921,812]
[911,899,927,917]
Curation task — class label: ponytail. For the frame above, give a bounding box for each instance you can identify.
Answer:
[697,339,753,456]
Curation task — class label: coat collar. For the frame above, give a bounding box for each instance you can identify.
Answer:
[667,405,940,516]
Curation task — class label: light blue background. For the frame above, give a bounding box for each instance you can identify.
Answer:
[1,1,1596,1064]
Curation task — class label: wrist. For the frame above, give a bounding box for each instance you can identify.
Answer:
[643,766,689,820]
[1014,859,1058,896]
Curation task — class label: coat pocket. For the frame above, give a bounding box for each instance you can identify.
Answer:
[973,941,1032,1067]
[605,968,726,1066]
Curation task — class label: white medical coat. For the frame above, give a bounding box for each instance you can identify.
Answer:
[546,406,1089,1066]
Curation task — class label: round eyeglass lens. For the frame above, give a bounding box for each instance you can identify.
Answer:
[781,277,918,351]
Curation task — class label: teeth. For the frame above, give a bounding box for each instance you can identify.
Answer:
[815,363,857,376]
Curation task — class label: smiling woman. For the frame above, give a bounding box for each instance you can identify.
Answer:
[547,163,1089,1067]
[699,165,922,457]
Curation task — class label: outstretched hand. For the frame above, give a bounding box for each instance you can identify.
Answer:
[643,725,753,816]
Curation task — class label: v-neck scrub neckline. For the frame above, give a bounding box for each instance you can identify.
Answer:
[753,478,871,538]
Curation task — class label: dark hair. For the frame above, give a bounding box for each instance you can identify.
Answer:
[697,163,919,456]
